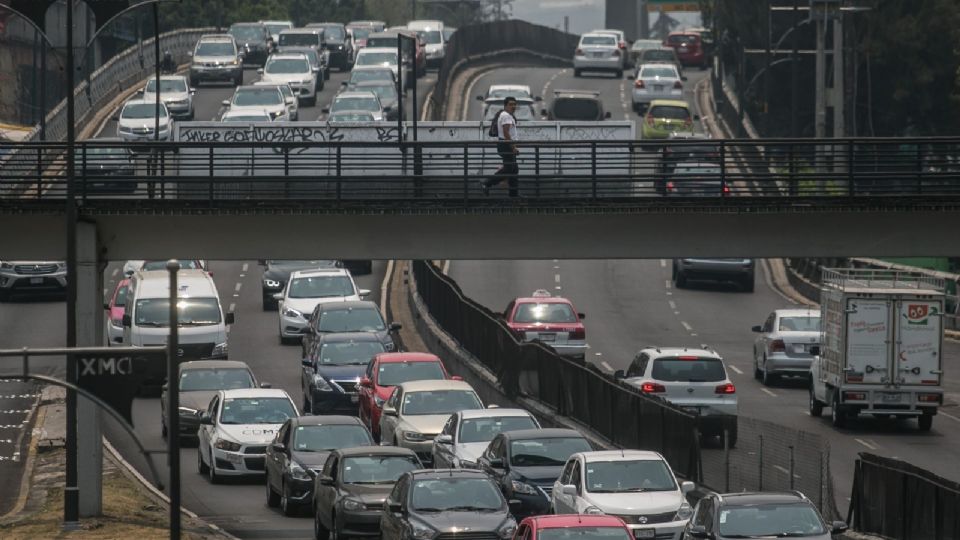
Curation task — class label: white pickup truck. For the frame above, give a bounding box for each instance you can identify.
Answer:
[809,268,945,430]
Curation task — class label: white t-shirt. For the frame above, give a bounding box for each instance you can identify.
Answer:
[497,111,517,141]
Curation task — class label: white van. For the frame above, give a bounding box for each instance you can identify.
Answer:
[407,20,445,68]
[123,269,233,359]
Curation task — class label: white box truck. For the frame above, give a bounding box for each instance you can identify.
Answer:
[809,268,945,430]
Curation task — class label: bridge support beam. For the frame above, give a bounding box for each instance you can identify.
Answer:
[75,220,103,517]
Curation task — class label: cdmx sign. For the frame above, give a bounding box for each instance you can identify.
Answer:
[76,350,167,423]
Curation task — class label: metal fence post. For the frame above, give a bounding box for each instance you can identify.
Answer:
[758,434,764,491]
[534,146,540,198]
[591,142,597,199]
[847,139,855,196]
[719,143,727,195]
[335,146,342,202]
[463,147,469,204]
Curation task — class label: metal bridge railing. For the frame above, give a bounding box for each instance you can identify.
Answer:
[3,137,960,203]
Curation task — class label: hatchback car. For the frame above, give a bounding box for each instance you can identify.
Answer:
[752,309,821,385]
[258,53,319,105]
[380,469,518,540]
[552,450,694,539]
[630,39,666,68]
[380,379,484,464]
[617,347,738,446]
[188,34,243,86]
[197,388,298,482]
[228,22,274,65]
[275,268,369,343]
[635,47,683,79]
[632,64,684,113]
[115,99,172,142]
[326,91,385,122]
[302,300,401,358]
[313,446,422,539]
[138,75,194,119]
[351,81,400,120]
[543,90,611,121]
[478,428,593,518]
[664,31,708,70]
[358,352,454,442]
[222,85,288,121]
[301,332,386,414]
[261,259,342,310]
[672,258,755,292]
[574,33,624,78]
[642,99,695,140]
[161,360,263,440]
[265,415,374,515]
[432,408,541,469]
[104,278,130,344]
[682,492,847,540]
[515,515,633,540]
[503,290,587,359]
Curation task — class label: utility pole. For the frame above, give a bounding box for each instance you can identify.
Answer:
[639,0,649,39]
[831,15,843,138]
[814,8,826,139]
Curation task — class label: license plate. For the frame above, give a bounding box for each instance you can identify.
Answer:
[793,344,806,354]
[881,392,902,403]
[592,52,605,57]
[654,85,663,91]
[634,530,655,539]
[350,394,359,403]
[29,277,43,284]
[538,333,556,342]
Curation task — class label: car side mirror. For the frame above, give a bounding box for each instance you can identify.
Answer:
[320,475,335,486]
[358,288,371,297]
[476,95,483,101]
[199,413,213,425]
[450,375,463,381]
[225,312,235,325]
[389,322,402,332]
[259,382,272,388]
[383,406,397,416]
[122,314,131,327]
[810,346,821,356]
[613,369,625,380]
[535,96,543,102]
[257,68,264,74]
[436,434,453,445]
[321,107,330,113]
[271,442,285,452]
[578,312,586,320]
[272,293,284,300]
[487,457,503,469]
[221,99,230,107]
[687,525,713,539]
[388,501,402,514]
[604,111,612,119]
[831,521,848,534]
[561,484,577,496]
[751,325,763,333]
[681,480,695,494]
[359,377,372,388]
[302,358,312,367]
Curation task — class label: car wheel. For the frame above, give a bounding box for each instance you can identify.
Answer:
[675,272,687,288]
[315,507,331,540]
[234,75,242,87]
[266,472,281,508]
[262,295,277,311]
[197,446,209,474]
[809,381,823,417]
[208,451,220,484]
[831,391,846,428]
[281,480,298,516]
[615,69,623,78]
[918,413,933,431]
[761,358,776,386]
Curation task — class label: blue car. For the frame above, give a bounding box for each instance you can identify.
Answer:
[301,332,386,414]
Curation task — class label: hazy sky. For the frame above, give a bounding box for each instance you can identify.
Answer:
[508,0,702,36]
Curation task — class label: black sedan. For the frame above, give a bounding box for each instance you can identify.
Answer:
[265,415,374,516]
[380,469,518,540]
[81,138,136,194]
[477,428,592,518]
[260,259,341,310]
[313,446,422,540]
[301,300,402,358]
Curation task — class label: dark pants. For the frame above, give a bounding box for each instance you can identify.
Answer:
[488,141,519,197]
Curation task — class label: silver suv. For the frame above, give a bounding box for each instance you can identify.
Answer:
[616,346,738,447]
[672,258,755,292]
[0,261,67,300]
[188,34,243,87]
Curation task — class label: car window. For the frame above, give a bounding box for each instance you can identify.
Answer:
[581,35,616,46]
[196,41,235,56]
[135,297,221,327]
[401,390,482,416]
[332,96,381,112]
[485,437,502,459]
[411,477,503,511]
[278,422,290,445]
[317,341,385,366]
[145,79,188,93]
[114,284,129,307]
[570,460,582,490]
[377,361,446,386]
[208,395,219,418]
[441,415,457,436]
[668,34,699,46]
[640,67,677,78]
[293,423,373,451]
[121,103,167,119]
[265,57,310,73]
[180,368,255,391]
[648,105,690,120]
[651,357,726,382]
[342,455,420,484]
[560,458,575,484]
[763,313,776,333]
[219,397,296,425]
[141,259,202,271]
[626,353,645,378]
[584,459,677,492]
[778,316,820,332]
[553,98,601,121]
[357,52,397,65]
[643,49,676,62]
[387,387,401,409]
[230,25,265,41]
[513,303,577,323]
[319,308,385,332]
[717,503,826,537]
[288,275,356,298]
[458,416,539,443]
[509,437,591,467]
[279,33,320,47]
[322,452,338,477]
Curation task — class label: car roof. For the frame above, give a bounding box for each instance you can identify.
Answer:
[351,65,394,72]
[318,300,378,311]
[358,47,397,54]
[291,414,362,426]
[289,268,350,278]
[133,269,212,297]
[221,110,271,120]
[337,91,379,99]
[530,515,628,528]
[267,52,310,60]
[638,63,678,71]
[397,379,474,392]
[220,388,290,399]
[353,80,394,87]
[199,34,235,41]
[123,98,168,108]
[639,346,723,359]
[180,360,251,371]
[718,492,810,506]
[317,331,383,343]
[581,32,617,39]
[774,308,820,317]
[459,408,533,420]
[336,445,418,457]
[648,99,690,108]
[409,468,487,479]
[501,428,581,440]
[280,28,321,34]
[147,75,188,81]
[576,449,664,462]
[374,352,442,364]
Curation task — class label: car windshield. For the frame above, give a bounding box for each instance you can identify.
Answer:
[649,105,690,120]
[640,67,677,78]
[652,357,726,382]
[288,275,355,298]
[366,37,398,48]
[317,341,385,366]
[179,368,254,391]
[233,88,282,106]
[145,79,187,93]
[361,84,397,100]
[219,397,295,425]
[458,416,538,443]
[585,460,677,492]
[318,308,385,332]
[538,527,632,540]
[718,503,827,537]
[265,58,309,73]
[779,316,821,332]
[420,30,442,44]
[513,303,577,323]
[121,103,167,119]
[488,88,531,100]
[196,42,235,56]
[141,259,202,271]
[279,34,320,47]
[329,112,375,122]
[134,297,221,327]
[510,437,591,467]
[332,97,380,112]
[643,50,675,62]
[264,23,291,35]
[292,424,372,451]
[673,167,721,176]
[351,27,372,40]
[411,478,503,511]
[632,39,663,51]
[401,390,482,416]
[230,26,264,41]
[114,284,129,306]
[553,98,600,120]
[350,69,393,83]
[357,52,397,66]
[223,114,270,122]
[318,26,345,40]
[342,455,420,484]
[582,35,616,46]
[377,362,445,386]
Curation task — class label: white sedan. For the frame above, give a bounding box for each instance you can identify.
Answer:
[221,86,288,121]
[197,388,298,483]
[115,99,172,142]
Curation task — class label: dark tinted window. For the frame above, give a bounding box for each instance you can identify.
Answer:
[584,460,677,492]
[279,33,320,47]
[220,397,295,424]
[458,416,539,443]
[643,50,675,62]
[651,357,726,382]
[648,105,690,120]
[292,424,372,451]
[135,297,221,326]
[179,368,254,391]
[509,437,591,466]
[114,285,129,307]
[718,503,826,537]
[411,478,503,511]
[553,98,601,120]
[230,25,265,41]
[367,37,399,48]
[341,455,420,484]
[318,307,385,332]
[318,341,385,366]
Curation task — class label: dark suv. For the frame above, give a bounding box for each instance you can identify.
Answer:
[542,89,612,121]
[682,491,847,540]
[672,258,755,292]
[307,23,354,71]
[228,22,274,66]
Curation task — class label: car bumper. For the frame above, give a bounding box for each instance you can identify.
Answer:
[549,342,588,358]
[189,66,241,80]
[338,509,383,536]
[118,132,170,142]
[765,354,813,376]
[574,57,621,70]
[0,270,67,293]
[280,315,307,338]
[212,448,266,475]
[626,521,686,540]
[164,103,192,117]
[632,88,683,105]
[676,52,705,65]
[285,476,315,505]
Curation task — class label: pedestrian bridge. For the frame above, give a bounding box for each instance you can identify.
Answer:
[1,134,958,259]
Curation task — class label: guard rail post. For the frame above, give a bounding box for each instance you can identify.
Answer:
[283,147,290,199]
[462,147,469,204]
[591,142,598,200]
[207,146,214,201]
[534,146,540,197]
[719,143,727,195]
[847,139,855,196]
[336,146,343,202]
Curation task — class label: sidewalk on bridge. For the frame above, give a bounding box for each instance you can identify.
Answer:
[0,385,233,539]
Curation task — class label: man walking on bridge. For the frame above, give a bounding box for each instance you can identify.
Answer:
[481,96,519,197]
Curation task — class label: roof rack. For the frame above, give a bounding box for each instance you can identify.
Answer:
[821,268,945,292]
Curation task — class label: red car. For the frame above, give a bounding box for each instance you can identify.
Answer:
[104,278,130,345]
[503,290,587,359]
[358,352,458,441]
[663,31,708,69]
[514,515,633,540]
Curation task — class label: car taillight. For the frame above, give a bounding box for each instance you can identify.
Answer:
[673,80,683,89]
[845,373,864,383]
[722,185,730,195]
[769,339,785,353]
[635,79,645,89]
[844,391,867,401]
[575,48,583,55]
[619,41,626,49]
[568,327,585,340]
[715,383,736,394]
[917,393,941,403]
[640,382,666,393]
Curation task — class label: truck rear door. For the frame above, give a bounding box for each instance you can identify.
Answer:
[845,299,890,384]
[895,299,943,386]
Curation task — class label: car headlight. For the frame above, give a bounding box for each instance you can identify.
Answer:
[230,59,239,65]
[313,375,333,392]
[214,439,242,452]
[584,506,605,515]
[263,279,281,288]
[374,395,385,407]
[411,521,436,540]
[402,431,426,442]
[675,501,693,521]
[56,262,67,271]
[110,318,124,328]
[336,45,344,50]
[212,342,228,356]
[282,306,303,319]
[497,518,518,539]
[178,406,197,416]
[342,497,365,511]
[290,462,311,481]
[510,480,538,495]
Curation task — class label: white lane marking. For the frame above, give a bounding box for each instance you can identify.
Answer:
[553,259,559,263]
[555,286,562,291]
[666,291,673,296]
[939,410,960,423]
[600,361,614,372]
[234,282,242,292]
[728,365,743,375]
[680,321,692,331]
[773,465,801,479]
[380,260,395,315]
[242,263,249,272]
[228,303,235,313]
[854,438,878,450]
[690,333,698,337]
[668,300,676,310]
[0,394,39,399]
[0,410,32,414]
[553,265,560,270]
[660,259,666,268]
[554,274,561,283]
[761,388,778,398]
[111,268,119,277]
[541,69,566,100]
[665,280,672,290]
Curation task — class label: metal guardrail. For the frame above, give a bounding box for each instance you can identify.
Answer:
[3,137,960,203]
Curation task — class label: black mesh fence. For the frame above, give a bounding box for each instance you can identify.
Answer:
[850,453,960,539]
